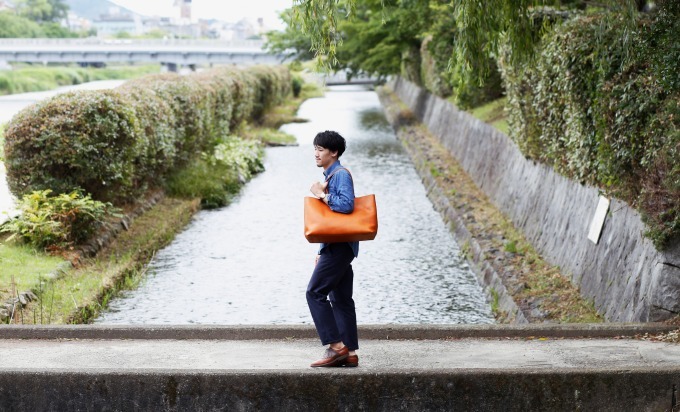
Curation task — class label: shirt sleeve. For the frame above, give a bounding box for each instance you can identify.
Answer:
[327,170,355,214]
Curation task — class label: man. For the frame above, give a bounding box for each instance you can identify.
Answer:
[307,130,359,367]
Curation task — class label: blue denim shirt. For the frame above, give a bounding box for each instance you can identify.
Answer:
[319,160,359,258]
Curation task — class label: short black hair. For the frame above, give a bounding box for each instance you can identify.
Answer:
[313,130,346,158]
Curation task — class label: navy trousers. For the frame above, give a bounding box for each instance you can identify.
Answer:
[306,243,358,350]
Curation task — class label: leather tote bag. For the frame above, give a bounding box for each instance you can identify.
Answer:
[304,168,378,243]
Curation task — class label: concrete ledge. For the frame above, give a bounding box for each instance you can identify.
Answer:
[1,368,678,411]
[0,323,676,340]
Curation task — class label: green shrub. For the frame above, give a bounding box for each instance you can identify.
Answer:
[0,123,5,162]
[165,158,238,209]
[4,90,141,203]
[166,135,263,208]
[211,135,264,182]
[1,190,117,249]
[4,65,292,206]
[292,76,303,98]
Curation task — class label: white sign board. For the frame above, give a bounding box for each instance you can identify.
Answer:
[588,196,610,244]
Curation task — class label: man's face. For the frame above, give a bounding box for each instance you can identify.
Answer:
[314,145,338,169]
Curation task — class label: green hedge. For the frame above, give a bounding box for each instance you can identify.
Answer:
[3,66,291,204]
[499,10,679,248]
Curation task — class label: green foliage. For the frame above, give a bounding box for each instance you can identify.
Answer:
[285,0,504,105]
[422,31,504,107]
[292,0,356,67]
[0,65,159,96]
[166,135,263,208]
[211,135,264,182]
[0,11,44,37]
[254,128,297,146]
[0,123,5,162]
[4,66,291,206]
[292,75,303,97]
[265,9,316,61]
[14,0,69,23]
[41,22,78,38]
[504,240,518,254]
[1,190,116,249]
[5,90,143,202]
[336,0,429,82]
[500,6,680,248]
[0,241,67,295]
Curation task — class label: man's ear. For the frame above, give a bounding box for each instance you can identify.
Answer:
[331,150,339,159]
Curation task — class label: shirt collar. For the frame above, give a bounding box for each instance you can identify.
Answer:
[323,160,342,178]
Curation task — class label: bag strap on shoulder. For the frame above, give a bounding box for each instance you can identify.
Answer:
[324,167,353,194]
[325,167,353,183]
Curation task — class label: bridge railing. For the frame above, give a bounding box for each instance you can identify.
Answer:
[0,38,266,49]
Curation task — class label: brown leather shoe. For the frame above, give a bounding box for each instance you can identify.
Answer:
[342,354,358,367]
[310,346,349,367]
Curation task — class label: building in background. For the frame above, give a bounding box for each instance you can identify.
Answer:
[0,0,14,11]
[94,7,143,37]
[65,11,92,33]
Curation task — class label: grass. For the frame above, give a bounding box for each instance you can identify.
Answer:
[0,65,160,96]
[3,197,199,324]
[260,81,323,130]
[165,157,241,208]
[467,97,509,135]
[490,288,500,316]
[0,237,67,300]
[381,88,602,323]
[504,240,518,254]
[242,125,297,146]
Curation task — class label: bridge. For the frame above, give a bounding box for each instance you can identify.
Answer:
[0,38,287,71]
[0,324,678,410]
[0,39,382,83]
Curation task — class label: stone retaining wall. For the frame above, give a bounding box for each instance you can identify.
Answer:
[388,77,680,322]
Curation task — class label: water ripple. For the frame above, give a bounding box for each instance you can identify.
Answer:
[96,86,494,325]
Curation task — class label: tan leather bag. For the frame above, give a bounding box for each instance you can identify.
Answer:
[304,168,378,243]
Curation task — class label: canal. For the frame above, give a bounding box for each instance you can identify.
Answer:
[95,85,494,325]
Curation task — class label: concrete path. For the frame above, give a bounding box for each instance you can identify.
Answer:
[1,336,679,371]
[1,324,679,411]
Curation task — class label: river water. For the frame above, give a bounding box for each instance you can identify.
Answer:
[96,85,494,325]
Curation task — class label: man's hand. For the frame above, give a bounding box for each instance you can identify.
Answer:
[310,181,328,198]
[315,254,320,266]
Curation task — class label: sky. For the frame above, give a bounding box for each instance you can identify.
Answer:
[110,0,293,30]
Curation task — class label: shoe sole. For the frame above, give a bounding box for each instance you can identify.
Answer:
[310,354,348,367]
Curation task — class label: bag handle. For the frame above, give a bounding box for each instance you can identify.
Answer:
[324,167,353,193]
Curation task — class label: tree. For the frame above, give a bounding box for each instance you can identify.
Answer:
[336,0,430,80]
[294,0,650,78]
[0,11,44,37]
[265,9,315,61]
[14,0,68,23]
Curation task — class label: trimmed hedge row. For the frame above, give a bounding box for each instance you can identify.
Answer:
[3,66,291,204]
[499,11,679,248]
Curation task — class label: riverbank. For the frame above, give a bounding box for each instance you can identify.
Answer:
[378,86,602,323]
[0,65,160,96]
[0,79,323,324]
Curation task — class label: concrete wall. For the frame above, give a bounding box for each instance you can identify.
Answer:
[1,369,678,411]
[388,77,680,322]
